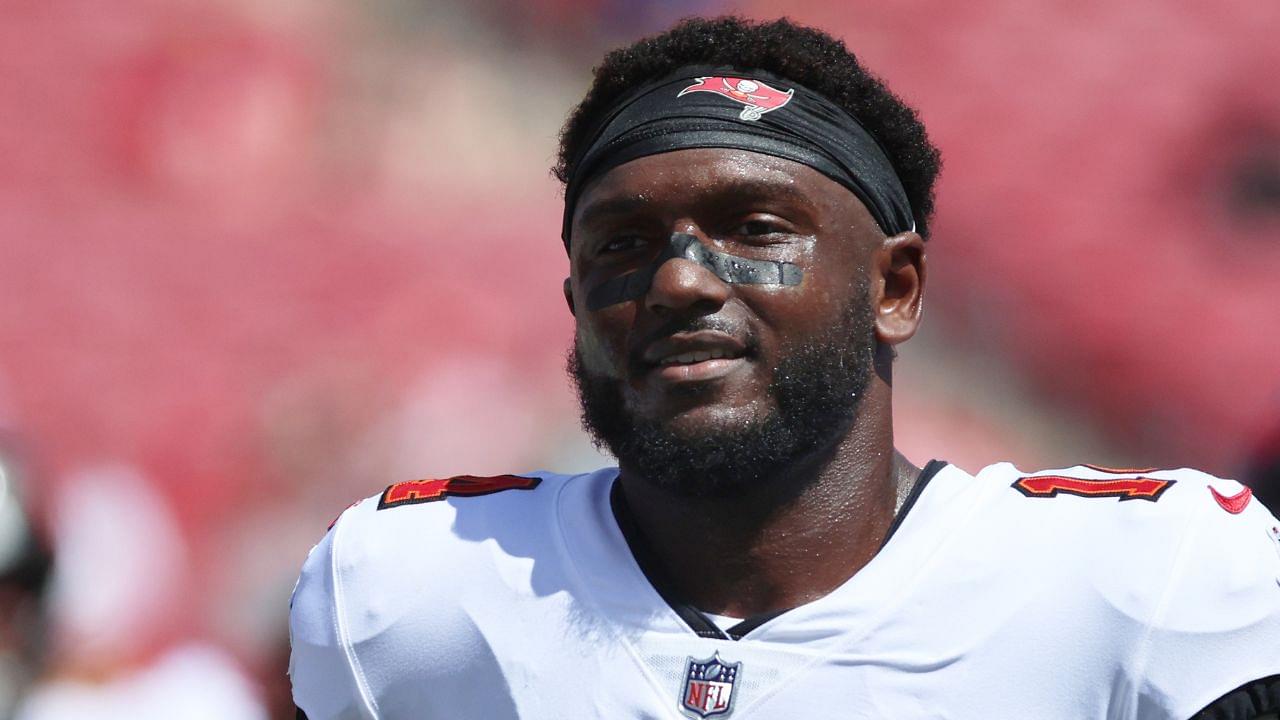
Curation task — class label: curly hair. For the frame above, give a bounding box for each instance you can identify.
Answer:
[554,16,942,238]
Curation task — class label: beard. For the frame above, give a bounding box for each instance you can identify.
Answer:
[568,283,877,499]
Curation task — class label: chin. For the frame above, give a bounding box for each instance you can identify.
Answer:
[634,397,772,442]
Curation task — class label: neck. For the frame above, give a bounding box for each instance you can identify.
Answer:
[615,380,919,619]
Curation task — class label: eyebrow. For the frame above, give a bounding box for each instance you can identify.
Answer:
[574,176,818,231]
[575,195,652,231]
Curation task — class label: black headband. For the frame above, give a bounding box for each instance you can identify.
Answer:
[561,65,915,249]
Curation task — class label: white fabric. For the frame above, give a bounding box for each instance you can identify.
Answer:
[290,463,1280,719]
[702,612,744,634]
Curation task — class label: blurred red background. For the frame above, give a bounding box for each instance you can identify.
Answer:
[0,0,1276,716]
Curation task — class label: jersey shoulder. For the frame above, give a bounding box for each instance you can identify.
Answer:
[970,460,1280,620]
[302,469,587,604]
[289,468,610,720]
[965,462,1280,715]
[973,460,1260,518]
[963,461,1279,600]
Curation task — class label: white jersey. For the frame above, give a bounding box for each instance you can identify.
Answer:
[289,462,1280,719]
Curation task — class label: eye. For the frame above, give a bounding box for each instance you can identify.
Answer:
[599,235,647,254]
[730,217,787,237]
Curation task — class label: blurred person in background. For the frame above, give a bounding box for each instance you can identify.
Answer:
[0,441,53,720]
[288,16,1280,720]
[9,463,267,720]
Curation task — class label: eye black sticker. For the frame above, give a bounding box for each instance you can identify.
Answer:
[586,232,802,311]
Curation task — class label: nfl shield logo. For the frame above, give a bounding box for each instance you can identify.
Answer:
[680,652,742,718]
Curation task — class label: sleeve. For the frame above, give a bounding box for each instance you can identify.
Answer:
[1135,483,1280,719]
[289,522,379,720]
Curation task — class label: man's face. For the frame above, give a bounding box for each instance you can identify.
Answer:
[566,148,888,494]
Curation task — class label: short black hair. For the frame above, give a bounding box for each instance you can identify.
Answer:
[554,16,943,238]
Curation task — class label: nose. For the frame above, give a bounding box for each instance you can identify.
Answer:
[644,245,731,317]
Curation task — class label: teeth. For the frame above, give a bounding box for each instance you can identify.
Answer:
[660,349,733,365]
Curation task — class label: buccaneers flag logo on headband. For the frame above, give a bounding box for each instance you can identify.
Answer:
[678,76,795,121]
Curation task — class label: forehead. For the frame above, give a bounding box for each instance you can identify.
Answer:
[569,148,876,237]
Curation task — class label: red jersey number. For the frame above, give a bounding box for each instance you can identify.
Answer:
[1013,474,1175,502]
[378,474,541,510]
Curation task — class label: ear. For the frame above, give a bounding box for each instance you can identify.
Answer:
[563,277,577,317]
[873,231,925,345]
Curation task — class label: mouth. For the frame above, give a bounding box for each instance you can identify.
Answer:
[655,347,740,365]
[640,332,750,384]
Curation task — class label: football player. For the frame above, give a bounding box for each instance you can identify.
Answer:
[290,17,1280,719]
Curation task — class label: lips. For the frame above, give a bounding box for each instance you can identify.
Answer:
[641,331,749,367]
[635,332,751,385]
[656,348,737,365]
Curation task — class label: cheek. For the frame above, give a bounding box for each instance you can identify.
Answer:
[803,248,871,307]
[574,307,634,377]
[748,276,861,336]
[762,237,863,318]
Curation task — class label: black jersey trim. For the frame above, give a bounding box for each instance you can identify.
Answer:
[296,708,309,720]
[609,460,947,642]
[609,482,730,640]
[1193,674,1280,719]
[725,608,787,639]
[878,459,948,551]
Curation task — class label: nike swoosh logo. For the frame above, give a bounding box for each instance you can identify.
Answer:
[1209,485,1253,514]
